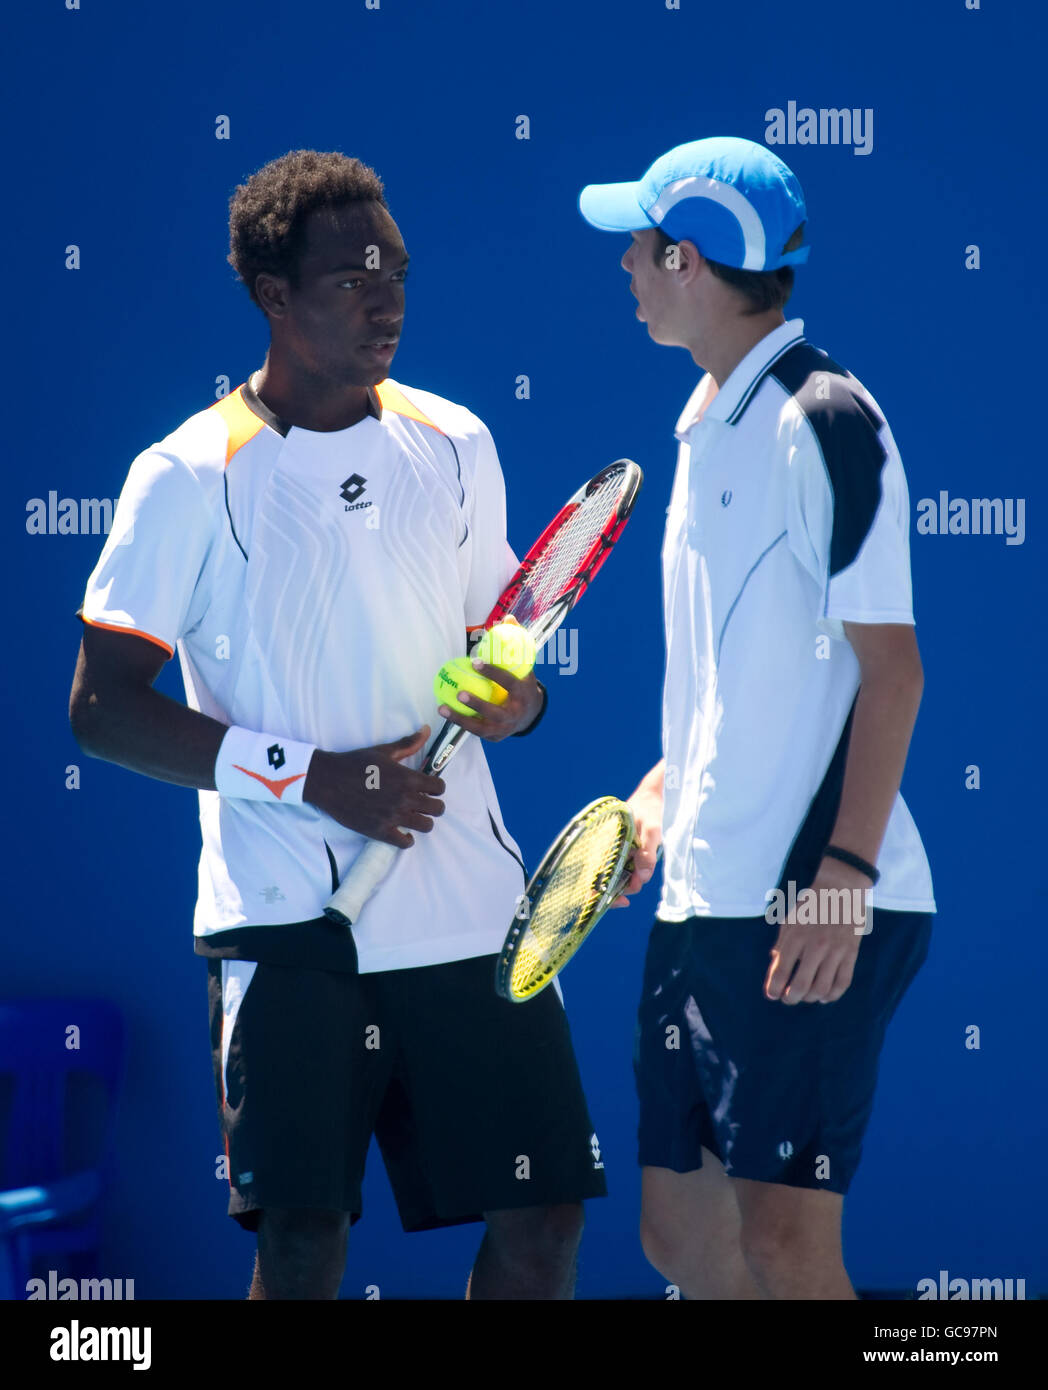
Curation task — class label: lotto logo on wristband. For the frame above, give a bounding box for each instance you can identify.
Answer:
[215,727,316,805]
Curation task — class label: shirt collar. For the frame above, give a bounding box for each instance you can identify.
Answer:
[242,374,383,434]
[675,318,806,438]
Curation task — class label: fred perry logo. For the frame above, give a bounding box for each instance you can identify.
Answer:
[777,1140,794,1160]
[340,474,369,508]
[721,489,733,507]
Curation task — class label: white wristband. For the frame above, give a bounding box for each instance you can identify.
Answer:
[214,726,317,806]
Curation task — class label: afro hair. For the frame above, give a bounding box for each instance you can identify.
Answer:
[227,150,387,307]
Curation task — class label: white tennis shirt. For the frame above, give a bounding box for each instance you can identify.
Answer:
[659,319,936,919]
[81,378,529,972]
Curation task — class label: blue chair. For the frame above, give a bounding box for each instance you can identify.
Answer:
[0,999,125,1300]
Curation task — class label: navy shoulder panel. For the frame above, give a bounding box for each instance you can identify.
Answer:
[766,343,889,578]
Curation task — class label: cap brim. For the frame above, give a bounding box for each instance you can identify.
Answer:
[578,180,651,232]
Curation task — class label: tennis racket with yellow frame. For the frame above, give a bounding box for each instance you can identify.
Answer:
[496,796,658,1002]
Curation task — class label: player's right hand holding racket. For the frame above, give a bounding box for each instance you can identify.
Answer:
[303,726,447,849]
[609,767,665,907]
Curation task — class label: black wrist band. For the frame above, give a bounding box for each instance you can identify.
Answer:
[823,845,880,885]
[512,680,547,738]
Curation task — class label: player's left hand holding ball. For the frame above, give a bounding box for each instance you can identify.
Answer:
[435,620,542,742]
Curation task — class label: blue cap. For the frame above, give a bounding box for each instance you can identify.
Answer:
[578,136,810,271]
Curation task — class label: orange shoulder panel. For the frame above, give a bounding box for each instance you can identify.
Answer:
[375,380,444,434]
[209,386,266,465]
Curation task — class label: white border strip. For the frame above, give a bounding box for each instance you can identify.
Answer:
[221,959,257,1103]
[647,176,767,270]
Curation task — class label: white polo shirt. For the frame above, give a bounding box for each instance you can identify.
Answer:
[80,377,529,972]
[659,318,935,920]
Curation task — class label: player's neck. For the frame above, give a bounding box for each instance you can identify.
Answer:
[689,309,786,388]
[251,351,377,432]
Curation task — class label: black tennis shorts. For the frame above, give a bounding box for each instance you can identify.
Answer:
[207,952,607,1233]
[634,908,933,1194]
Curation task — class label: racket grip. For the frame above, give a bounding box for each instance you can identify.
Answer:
[323,838,400,927]
[323,721,469,926]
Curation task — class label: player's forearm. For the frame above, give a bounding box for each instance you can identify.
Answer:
[826,665,924,867]
[619,756,666,891]
[632,758,666,801]
[71,683,228,790]
[628,757,666,848]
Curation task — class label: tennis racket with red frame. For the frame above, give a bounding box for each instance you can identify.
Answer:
[323,460,644,927]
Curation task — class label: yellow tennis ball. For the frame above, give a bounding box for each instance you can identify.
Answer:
[474,621,536,679]
[433,656,507,717]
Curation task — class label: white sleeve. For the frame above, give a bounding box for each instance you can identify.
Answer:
[462,421,519,628]
[80,448,217,655]
[786,413,915,643]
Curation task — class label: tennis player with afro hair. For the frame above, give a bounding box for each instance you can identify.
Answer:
[71,150,607,1299]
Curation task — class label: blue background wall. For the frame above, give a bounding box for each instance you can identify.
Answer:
[6,0,1045,1297]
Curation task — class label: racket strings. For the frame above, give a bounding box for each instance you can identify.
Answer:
[509,471,627,627]
[510,811,630,996]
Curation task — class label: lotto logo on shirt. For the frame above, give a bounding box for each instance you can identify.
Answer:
[340,474,373,511]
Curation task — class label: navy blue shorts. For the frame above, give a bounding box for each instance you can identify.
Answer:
[634,909,933,1194]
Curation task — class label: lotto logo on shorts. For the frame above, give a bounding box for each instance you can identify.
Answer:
[590,1133,604,1170]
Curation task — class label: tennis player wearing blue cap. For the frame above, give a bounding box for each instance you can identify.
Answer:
[581,138,935,1299]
